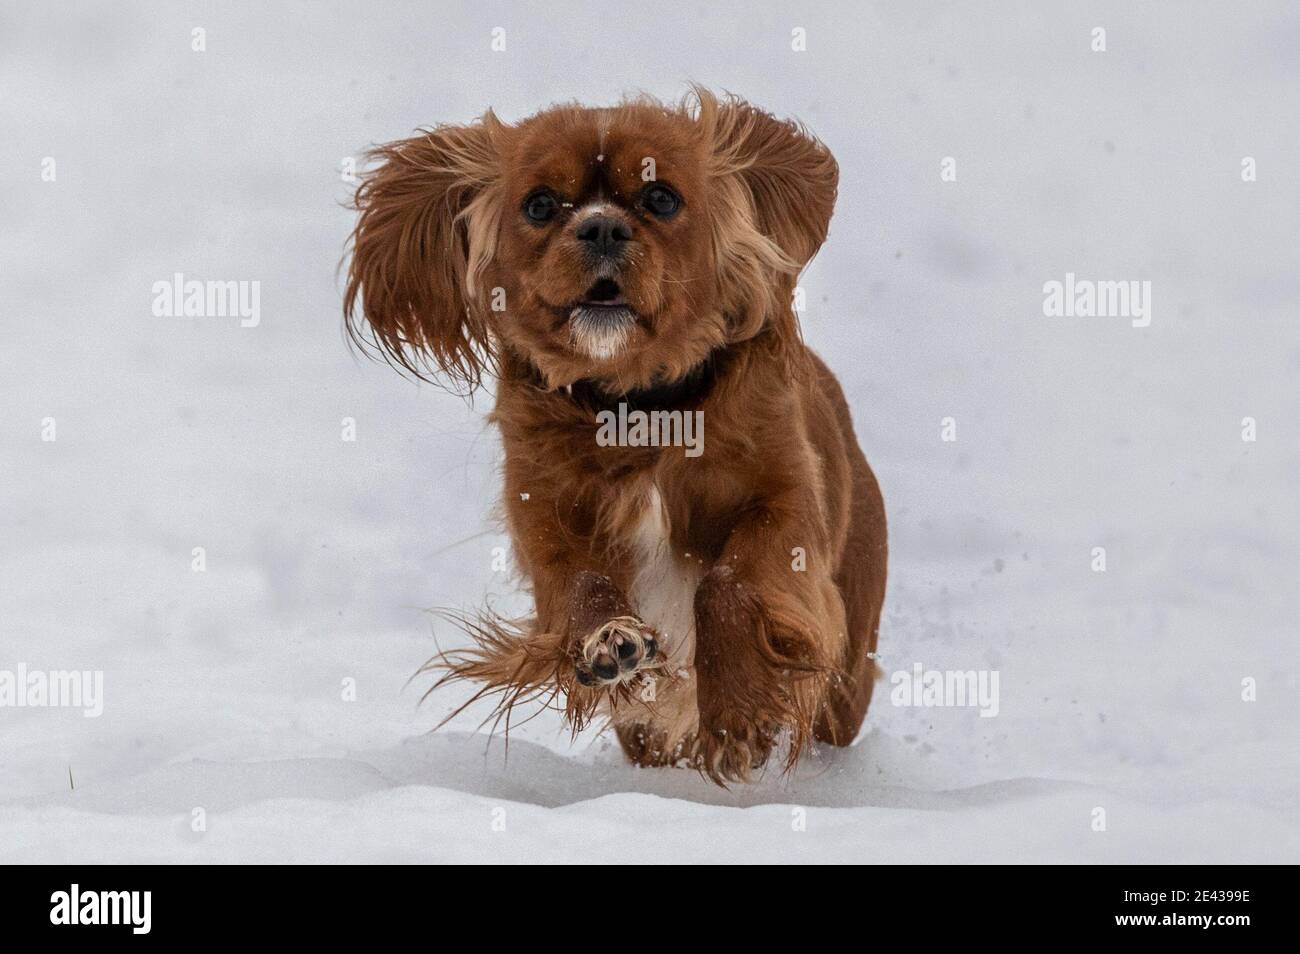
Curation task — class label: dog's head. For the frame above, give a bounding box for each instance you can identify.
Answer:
[344,89,837,393]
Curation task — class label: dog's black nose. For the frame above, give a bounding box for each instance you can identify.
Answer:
[575,215,632,258]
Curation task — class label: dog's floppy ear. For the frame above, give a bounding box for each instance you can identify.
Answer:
[694,89,838,343]
[344,114,506,391]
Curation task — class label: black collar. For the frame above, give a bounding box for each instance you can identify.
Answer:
[567,355,718,413]
[509,349,723,412]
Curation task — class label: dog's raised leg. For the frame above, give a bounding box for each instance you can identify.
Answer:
[562,571,661,687]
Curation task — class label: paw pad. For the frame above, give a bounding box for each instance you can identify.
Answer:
[574,616,659,687]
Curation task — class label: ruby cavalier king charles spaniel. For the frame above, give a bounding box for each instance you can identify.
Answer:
[344,89,887,784]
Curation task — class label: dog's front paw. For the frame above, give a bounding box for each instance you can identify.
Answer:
[574,615,659,686]
[694,714,776,785]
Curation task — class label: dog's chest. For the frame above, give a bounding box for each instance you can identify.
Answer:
[624,484,701,669]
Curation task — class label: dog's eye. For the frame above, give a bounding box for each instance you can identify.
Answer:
[523,191,559,224]
[641,184,680,218]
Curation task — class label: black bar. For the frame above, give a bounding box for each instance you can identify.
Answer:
[2,866,1277,940]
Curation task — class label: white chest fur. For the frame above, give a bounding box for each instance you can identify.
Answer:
[617,484,702,743]
[626,484,700,667]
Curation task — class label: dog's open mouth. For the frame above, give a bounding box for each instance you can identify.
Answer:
[569,279,635,359]
[573,278,630,312]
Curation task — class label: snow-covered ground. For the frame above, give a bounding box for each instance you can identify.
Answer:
[2,1,1297,863]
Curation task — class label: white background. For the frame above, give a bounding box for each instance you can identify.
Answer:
[2,0,1297,862]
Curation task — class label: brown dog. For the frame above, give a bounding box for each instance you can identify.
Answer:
[344,89,887,784]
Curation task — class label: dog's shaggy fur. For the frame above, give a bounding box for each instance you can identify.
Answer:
[344,89,887,784]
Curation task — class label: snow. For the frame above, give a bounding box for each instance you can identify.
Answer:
[1,1,1297,863]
